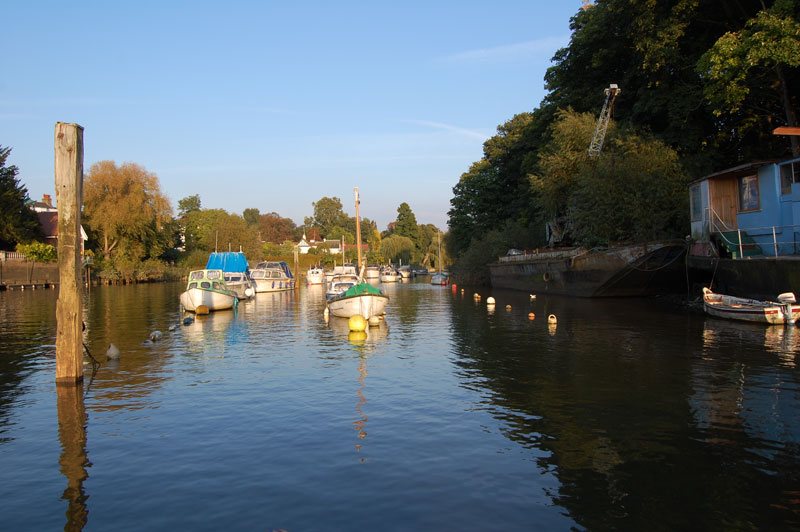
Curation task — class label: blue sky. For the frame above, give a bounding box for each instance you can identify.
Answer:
[3,1,582,232]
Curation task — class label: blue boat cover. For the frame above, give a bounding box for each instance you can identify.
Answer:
[205,252,249,273]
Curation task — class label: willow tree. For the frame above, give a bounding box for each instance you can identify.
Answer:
[83,161,173,261]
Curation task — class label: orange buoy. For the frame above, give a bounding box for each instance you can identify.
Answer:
[528,312,535,320]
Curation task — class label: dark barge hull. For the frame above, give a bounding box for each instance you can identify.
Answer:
[688,255,800,301]
[489,241,687,297]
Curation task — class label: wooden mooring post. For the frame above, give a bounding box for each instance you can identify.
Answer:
[55,122,85,384]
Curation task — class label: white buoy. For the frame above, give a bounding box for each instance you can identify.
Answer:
[323,307,329,317]
[368,316,381,327]
[105,343,121,360]
[548,314,557,324]
[530,294,537,300]
[486,296,496,305]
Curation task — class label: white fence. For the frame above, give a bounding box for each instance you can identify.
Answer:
[0,251,26,261]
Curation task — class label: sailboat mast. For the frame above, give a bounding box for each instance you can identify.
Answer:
[354,187,362,273]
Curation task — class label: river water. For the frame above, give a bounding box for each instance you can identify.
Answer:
[1,279,798,531]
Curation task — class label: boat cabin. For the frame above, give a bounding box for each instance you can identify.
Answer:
[689,157,800,258]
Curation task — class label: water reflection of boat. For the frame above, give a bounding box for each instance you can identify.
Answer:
[181,309,236,345]
[179,269,238,312]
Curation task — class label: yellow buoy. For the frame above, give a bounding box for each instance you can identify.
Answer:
[486,296,496,305]
[505,304,512,311]
[348,331,367,343]
[528,312,535,320]
[473,293,480,299]
[348,315,367,332]
[196,305,210,315]
[548,314,557,324]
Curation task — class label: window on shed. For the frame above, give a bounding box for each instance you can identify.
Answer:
[690,185,703,221]
[781,162,799,195]
[737,174,760,212]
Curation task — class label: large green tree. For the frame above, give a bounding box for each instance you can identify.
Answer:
[0,146,41,249]
[306,197,346,237]
[698,4,800,157]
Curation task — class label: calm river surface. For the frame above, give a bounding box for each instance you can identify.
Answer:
[1,279,799,531]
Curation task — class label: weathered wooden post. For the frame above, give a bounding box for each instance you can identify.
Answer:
[55,122,85,384]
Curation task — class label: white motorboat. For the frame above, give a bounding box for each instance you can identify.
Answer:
[306,265,326,285]
[180,269,238,312]
[379,265,399,283]
[250,261,296,292]
[397,265,412,279]
[365,264,380,280]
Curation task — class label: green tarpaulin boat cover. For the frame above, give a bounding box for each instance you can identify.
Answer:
[342,282,384,297]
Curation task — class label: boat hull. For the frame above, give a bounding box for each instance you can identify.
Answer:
[252,278,295,292]
[327,293,389,319]
[488,241,686,297]
[180,287,237,312]
[703,288,800,325]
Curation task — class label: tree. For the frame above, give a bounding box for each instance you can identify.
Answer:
[83,161,174,262]
[308,197,346,236]
[0,146,42,249]
[178,194,202,216]
[532,109,688,246]
[182,208,261,258]
[394,203,421,249]
[380,234,414,264]
[243,208,260,227]
[15,241,57,282]
[698,7,800,156]
[259,212,297,243]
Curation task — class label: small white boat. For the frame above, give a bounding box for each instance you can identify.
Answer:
[702,287,800,325]
[250,261,296,292]
[306,265,326,285]
[326,274,360,300]
[364,264,380,280]
[397,265,412,279]
[327,281,389,319]
[431,230,448,285]
[180,269,238,312]
[379,265,399,283]
[431,272,448,285]
[325,263,358,284]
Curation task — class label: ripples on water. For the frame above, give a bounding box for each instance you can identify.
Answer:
[0,281,799,530]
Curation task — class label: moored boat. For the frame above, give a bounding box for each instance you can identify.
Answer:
[206,251,255,300]
[326,187,389,320]
[702,287,800,325]
[327,281,389,319]
[306,265,325,285]
[180,269,238,312]
[397,265,412,279]
[250,261,296,292]
[379,265,399,283]
[365,264,380,280]
[326,274,360,300]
